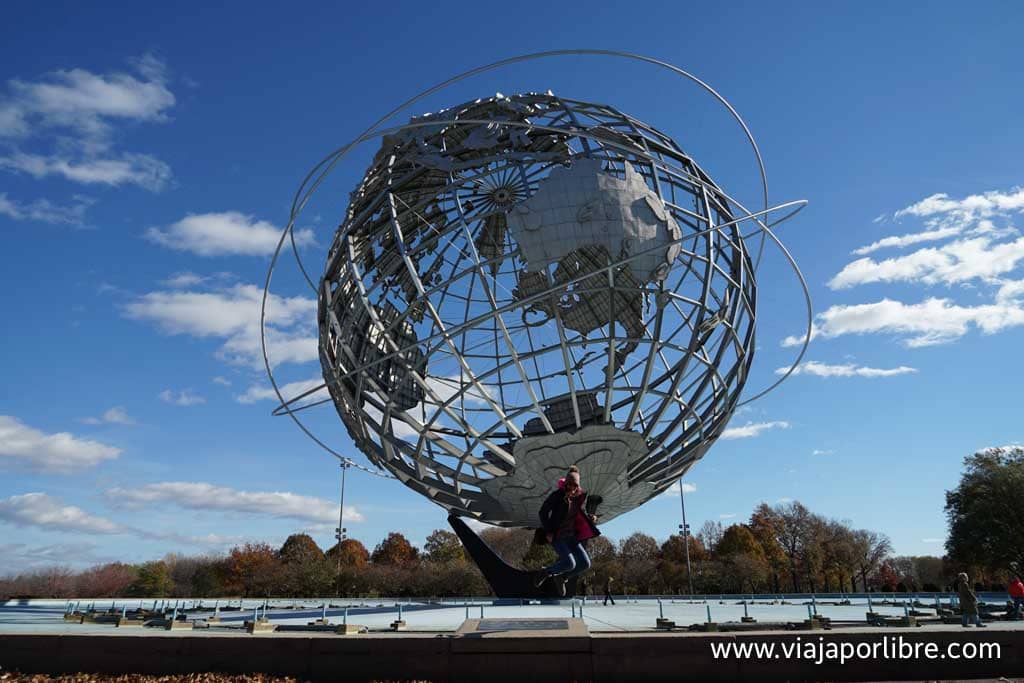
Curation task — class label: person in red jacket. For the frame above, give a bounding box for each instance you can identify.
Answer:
[1009,576,1024,620]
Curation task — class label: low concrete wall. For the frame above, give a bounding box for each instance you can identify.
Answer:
[2,629,1022,682]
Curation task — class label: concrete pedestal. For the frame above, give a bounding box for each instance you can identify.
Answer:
[245,619,275,634]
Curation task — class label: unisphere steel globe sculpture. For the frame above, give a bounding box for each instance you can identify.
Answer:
[262,52,811,532]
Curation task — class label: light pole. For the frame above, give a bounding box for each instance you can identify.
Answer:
[678,479,694,596]
[335,460,349,597]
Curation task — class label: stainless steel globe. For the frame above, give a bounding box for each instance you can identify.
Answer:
[317,92,760,527]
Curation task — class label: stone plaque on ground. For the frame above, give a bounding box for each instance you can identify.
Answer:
[476,619,570,632]
[455,617,588,638]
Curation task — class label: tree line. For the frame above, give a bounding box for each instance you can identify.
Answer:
[5,445,1019,601]
[0,500,963,599]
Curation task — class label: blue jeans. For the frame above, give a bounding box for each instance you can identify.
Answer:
[543,539,591,578]
[961,612,983,626]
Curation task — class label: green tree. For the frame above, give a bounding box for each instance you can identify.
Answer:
[130,561,173,597]
[521,541,557,570]
[945,446,1024,573]
[277,534,329,597]
[424,529,465,563]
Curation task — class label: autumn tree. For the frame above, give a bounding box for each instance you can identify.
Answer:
[479,527,533,568]
[749,504,788,593]
[619,532,659,594]
[277,534,331,596]
[371,532,419,567]
[697,520,724,554]
[775,501,814,592]
[716,524,769,593]
[327,538,370,568]
[852,529,892,592]
[818,521,858,593]
[225,543,282,597]
[75,563,136,597]
[279,534,324,564]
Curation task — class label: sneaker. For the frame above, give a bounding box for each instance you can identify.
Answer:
[977,623,987,628]
[532,571,549,589]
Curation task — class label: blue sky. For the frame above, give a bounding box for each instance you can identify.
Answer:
[2,1,1023,573]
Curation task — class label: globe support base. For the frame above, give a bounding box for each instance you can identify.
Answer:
[448,515,579,599]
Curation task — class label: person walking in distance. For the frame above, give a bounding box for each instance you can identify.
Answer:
[958,572,986,627]
[603,576,616,606]
[534,466,601,597]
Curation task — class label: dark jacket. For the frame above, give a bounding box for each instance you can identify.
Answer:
[538,489,601,541]
[958,581,979,615]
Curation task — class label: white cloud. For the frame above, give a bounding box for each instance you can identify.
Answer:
[158,389,205,406]
[145,211,315,257]
[830,236,1024,290]
[0,541,108,572]
[0,492,248,551]
[0,415,121,473]
[0,55,175,192]
[851,226,962,256]
[105,481,363,525]
[776,361,917,378]
[782,296,1024,348]
[0,493,125,534]
[80,406,135,425]
[0,152,171,191]
[921,537,944,544]
[718,513,736,520]
[212,376,232,387]
[657,481,697,500]
[0,191,94,225]
[776,497,794,504]
[720,421,789,440]
[895,188,1024,220]
[0,54,174,139]
[236,376,326,406]
[812,449,834,456]
[161,271,207,288]
[123,283,317,369]
[814,187,1024,348]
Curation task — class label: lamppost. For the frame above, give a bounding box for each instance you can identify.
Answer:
[678,479,694,596]
[335,460,349,597]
